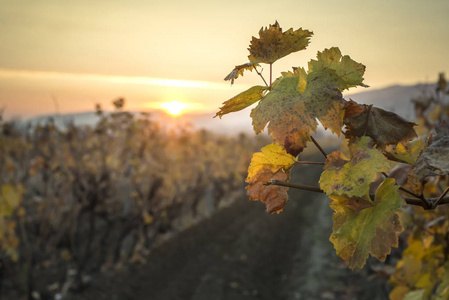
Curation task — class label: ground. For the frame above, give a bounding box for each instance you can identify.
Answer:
[67,163,391,300]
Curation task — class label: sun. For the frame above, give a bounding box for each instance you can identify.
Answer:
[159,101,187,116]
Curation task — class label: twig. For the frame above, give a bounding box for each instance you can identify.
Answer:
[254,66,269,87]
[267,180,323,193]
[382,172,430,208]
[311,136,327,158]
[432,186,449,209]
[269,63,273,89]
[266,179,449,209]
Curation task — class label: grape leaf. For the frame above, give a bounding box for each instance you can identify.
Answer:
[390,286,412,300]
[246,169,290,214]
[414,136,449,180]
[403,289,426,300]
[224,62,260,85]
[250,76,318,154]
[384,138,426,165]
[281,67,308,93]
[248,21,313,64]
[308,47,368,90]
[251,67,351,154]
[246,143,296,181]
[319,136,391,198]
[245,143,296,214]
[302,69,346,135]
[390,237,446,300]
[215,85,269,118]
[329,178,404,270]
[434,263,449,300]
[344,100,418,148]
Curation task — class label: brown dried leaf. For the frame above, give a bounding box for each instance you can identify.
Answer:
[246,169,290,214]
[245,143,295,213]
[414,136,449,180]
[344,101,417,148]
[224,62,260,85]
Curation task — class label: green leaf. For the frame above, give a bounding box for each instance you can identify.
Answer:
[302,68,346,135]
[308,47,368,90]
[224,62,260,85]
[250,48,366,154]
[248,21,313,64]
[329,178,404,270]
[250,76,318,155]
[281,67,308,93]
[215,85,269,118]
[403,289,426,300]
[319,136,391,198]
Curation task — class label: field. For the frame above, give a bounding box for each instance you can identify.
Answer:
[0,105,272,299]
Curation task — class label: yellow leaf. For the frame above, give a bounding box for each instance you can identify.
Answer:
[385,138,426,165]
[60,249,72,261]
[246,143,296,182]
[245,143,295,214]
[0,184,24,217]
[142,211,154,225]
[390,286,410,300]
[215,85,269,118]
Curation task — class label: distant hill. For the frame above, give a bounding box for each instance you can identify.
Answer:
[21,109,256,136]
[344,83,434,120]
[22,83,434,135]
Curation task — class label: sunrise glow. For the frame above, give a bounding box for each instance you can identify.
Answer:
[159,101,188,116]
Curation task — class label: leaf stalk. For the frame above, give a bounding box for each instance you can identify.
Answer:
[311,136,327,158]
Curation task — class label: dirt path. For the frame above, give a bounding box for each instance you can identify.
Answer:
[68,164,389,300]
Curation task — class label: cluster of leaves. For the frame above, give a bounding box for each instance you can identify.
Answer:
[388,75,449,300]
[217,21,449,292]
[0,101,261,299]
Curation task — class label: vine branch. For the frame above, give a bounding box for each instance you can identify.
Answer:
[432,186,449,209]
[254,66,269,87]
[266,180,449,209]
[294,161,325,165]
[381,172,430,208]
[269,63,273,89]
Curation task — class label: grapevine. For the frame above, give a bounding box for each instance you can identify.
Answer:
[0,101,261,299]
[217,21,449,298]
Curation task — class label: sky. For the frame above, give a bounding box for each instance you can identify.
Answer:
[0,0,448,119]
